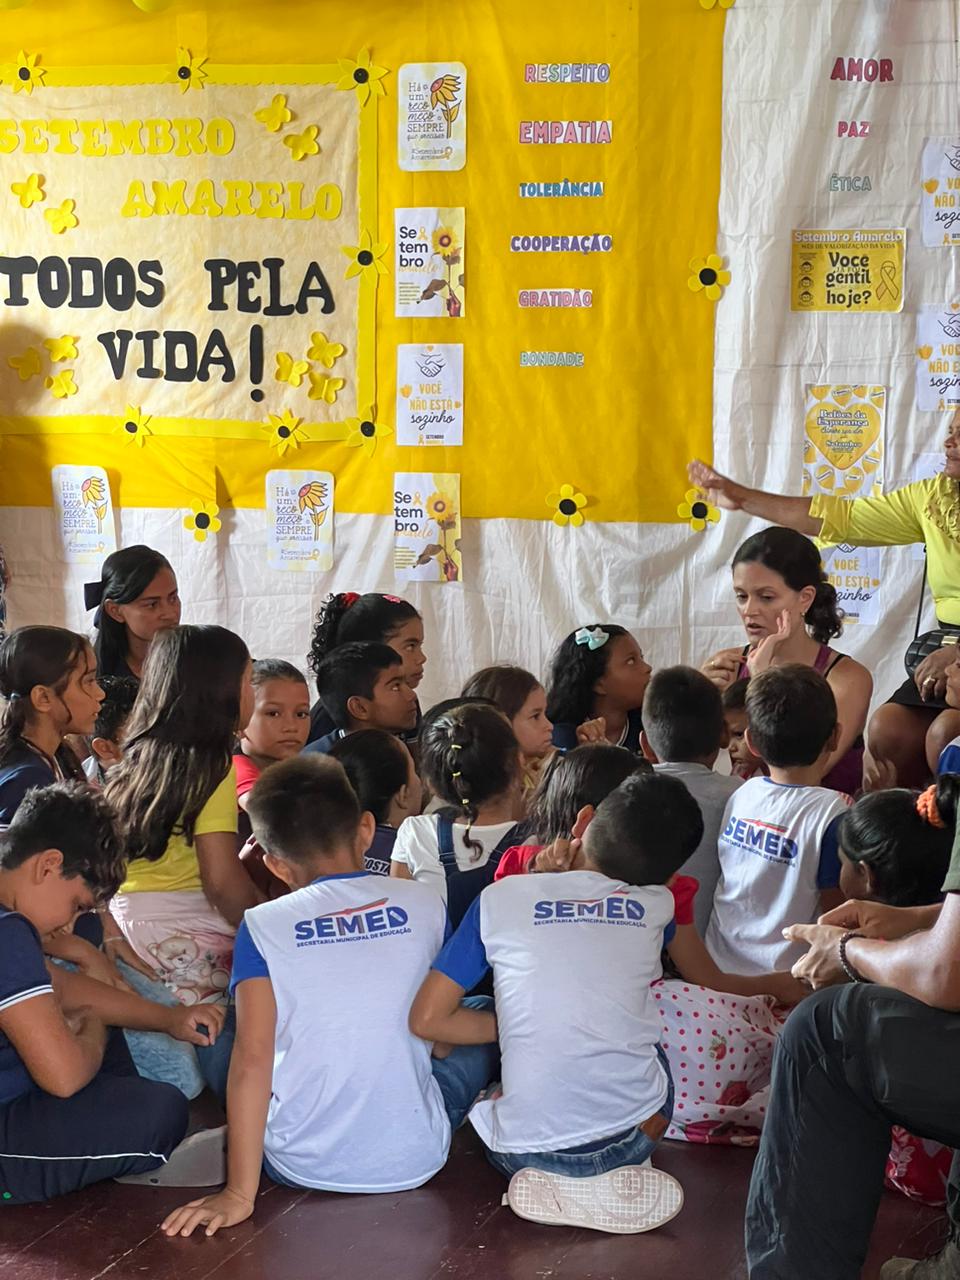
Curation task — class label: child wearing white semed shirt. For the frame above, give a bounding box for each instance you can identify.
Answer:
[705,664,851,977]
[162,755,499,1241]
[410,771,704,1235]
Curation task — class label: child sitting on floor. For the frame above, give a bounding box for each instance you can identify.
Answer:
[83,674,139,785]
[461,665,554,806]
[161,756,498,1238]
[641,666,742,933]
[233,659,311,810]
[391,702,525,925]
[306,592,425,746]
[722,679,766,781]
[0,781,224,1203]
[304,642,418,756]
[329,729,422,875]
[705,665,850,976]
[546,624,651,753]
[409,772,697,1234]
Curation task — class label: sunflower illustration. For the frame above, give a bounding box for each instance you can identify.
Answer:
[429,74,461,138]
[335,49,389,107]
[677,488,721,532]
[426,491,458,528]
[298,481,328,541]
[344,407,392,457]
[433,226,460,262]
[687,253,731,301]
[9,52,45,95]
[175,47,208,93]
[264,409,305,456]
[546,484,587,527]
[341,228,389,281]
[183,500,221,543]
[81,476,108,533]
[117,405,152,448]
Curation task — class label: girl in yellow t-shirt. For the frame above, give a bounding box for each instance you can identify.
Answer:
[107,625,263,1005]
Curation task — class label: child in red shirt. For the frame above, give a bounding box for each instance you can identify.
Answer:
[233,660,311,811]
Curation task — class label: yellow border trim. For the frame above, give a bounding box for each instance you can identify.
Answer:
[0,413,349,442]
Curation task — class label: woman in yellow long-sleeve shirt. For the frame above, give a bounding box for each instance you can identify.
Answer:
[689,418,960,787]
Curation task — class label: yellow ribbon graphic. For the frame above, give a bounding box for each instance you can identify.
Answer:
[876,260,900,302]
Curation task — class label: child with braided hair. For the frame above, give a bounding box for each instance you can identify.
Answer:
[391,703,525,926]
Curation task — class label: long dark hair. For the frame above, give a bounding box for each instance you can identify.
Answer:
[105,624,249,863]
[530,744,649,842]
[732,527,843,645]
[329,729,409,825]
[420,703,519,859]
[461,665,542,720]
[546,624,628,726]
[307,592,420,682]
[0,626,88,779]
[88,545,176,676]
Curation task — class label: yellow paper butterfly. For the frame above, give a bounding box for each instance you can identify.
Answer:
[283,125,320,161]
[45,369,78,398]
[254,94,293,133]
[8,347,41,380]
[44,199,78,234]
[44,334,79,363]
[11,173,44,208]
[308,371,345,404]
[275,351,309,388]
[306,331,345,368]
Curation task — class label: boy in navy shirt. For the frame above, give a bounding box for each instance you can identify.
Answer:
[304,642,418,755]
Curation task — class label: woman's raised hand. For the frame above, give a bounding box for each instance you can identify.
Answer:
[745,609,795,677]
[687,459,746,511]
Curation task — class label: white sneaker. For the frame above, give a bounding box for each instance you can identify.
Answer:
[505,1164,683,1234]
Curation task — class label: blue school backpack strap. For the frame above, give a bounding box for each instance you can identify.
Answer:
[436,811,523,930]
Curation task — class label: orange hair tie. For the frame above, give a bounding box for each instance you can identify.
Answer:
[917,785,946,828]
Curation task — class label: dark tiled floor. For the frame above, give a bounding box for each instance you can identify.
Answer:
[0,1129,946,1280]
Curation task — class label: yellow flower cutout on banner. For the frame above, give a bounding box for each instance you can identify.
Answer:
[117,405,152,447]
[183,500,221,543]
[547,484,588,527]
[44,369,77,398]
[341,228,389,281]
[45,199,78,235]
[345,407,392,457]
[677,488,721,532]
[175,47,207,94]
[275,351,309,388]
[264,408,306,456]
[9,52,44,95]
[11,173,43,208]
[43,334,78,363]
[283,125,320,162]
[308,371,345,404]
[8,347,41,381]
[254,94,293,133]
[700,0,735,8]
[336,49,389,107]
[687,253,731,301]
[307,331,345,369]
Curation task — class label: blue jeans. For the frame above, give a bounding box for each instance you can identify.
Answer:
[484,1046,674,1180]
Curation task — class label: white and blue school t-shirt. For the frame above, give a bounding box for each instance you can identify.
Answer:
[705,776,849,975]
[0,908,54,1103]
[938,735,960,777]
[230,871,451,1193]
[432,869,674,1154]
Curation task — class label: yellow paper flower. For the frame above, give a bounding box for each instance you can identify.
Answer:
[254,94,293,133]
[275,351,309,388]
[44,334,78,363]
[44,369,77,398]
[8,347,41,381]
[426,491,458,529]
[265,408,305,456]
[700,0,735,8]
[336,48,389,107]
[432,226,460,261]
[45,199,78,235]
[117,404,152,448]
[430,75,460,109]
[677,487,721,532]
[341,228,389,281]
[10,51,45,95]
[687,253,731,301]
[175,47,207,93]
[546,483,587,527]
[11,173,44,208]
[307,331,345,369]
[81,475,106,506]
[344,407,392,457]
[298,480,327,514]
[308,371,345,404]
[183,500,221,543]
[283,125,320,162]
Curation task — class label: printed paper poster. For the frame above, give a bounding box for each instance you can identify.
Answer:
[398,63,466,171]
[821,544,882,627]
[395,208,466,318]
[50,465,117,564]
[916,307,960,411]
[394,472,462,584]
[920,138,960,247]
[265,469,334,572]
[396,344,463,446]
[801,384,885,499]
[791,230,905,313]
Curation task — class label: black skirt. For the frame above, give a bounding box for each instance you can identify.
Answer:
[886,675,949,711]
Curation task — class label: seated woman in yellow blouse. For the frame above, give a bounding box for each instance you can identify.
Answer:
[689,414,960,787]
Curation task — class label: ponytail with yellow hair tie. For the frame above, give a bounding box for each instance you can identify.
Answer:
[916,785,946,829]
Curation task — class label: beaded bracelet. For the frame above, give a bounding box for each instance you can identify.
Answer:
[838,930,871,984]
